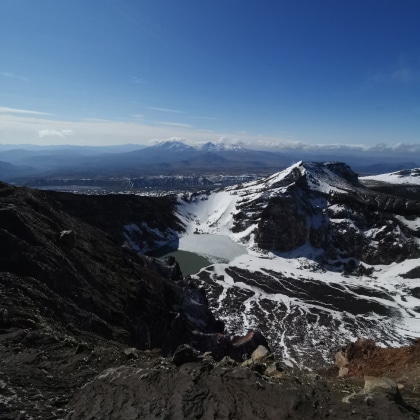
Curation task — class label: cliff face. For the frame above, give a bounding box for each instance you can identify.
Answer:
[0,182,224,353]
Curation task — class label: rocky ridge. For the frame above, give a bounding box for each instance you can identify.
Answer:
[227,161,420,263]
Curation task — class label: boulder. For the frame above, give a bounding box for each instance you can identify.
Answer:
[124,348,139,359]
[364,376,399,399]
[191,329,270,363]
[172,344,200,366]
[335,349,349,377]
[264,361,284,378]
[217,356,237,368]
[190,331,231,361]
[251,345,270,361]
[241,358,254,368]
[231,330,270,361]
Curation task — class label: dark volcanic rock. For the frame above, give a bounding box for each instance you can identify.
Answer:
[49,190,184,252]
[188,329,269,362]
[256,196,308,250]
[143,254,184,281]
[172,344,200,366]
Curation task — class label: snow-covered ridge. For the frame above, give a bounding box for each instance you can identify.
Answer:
[361,168,420,185]
[176,161,419,249]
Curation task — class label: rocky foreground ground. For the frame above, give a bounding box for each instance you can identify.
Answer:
[1,330,419,419]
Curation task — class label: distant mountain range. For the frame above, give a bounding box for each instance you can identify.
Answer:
[0,141,419,186]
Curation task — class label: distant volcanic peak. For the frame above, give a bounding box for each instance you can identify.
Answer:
[152,141,195,152]
[199,142,226,152]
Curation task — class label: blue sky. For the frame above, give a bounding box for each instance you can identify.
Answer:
[1,0,419,149]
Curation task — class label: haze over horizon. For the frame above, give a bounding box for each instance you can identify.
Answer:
[1,0,419,151]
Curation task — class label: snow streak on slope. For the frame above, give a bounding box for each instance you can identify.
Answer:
[175,162,420,368]
[361,168,420,185]
[194,253,420,367]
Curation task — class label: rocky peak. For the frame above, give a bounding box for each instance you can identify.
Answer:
[300,161,361,188]
[231,161,420,264]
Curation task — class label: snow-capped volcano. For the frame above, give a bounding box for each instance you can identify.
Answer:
[150,141,196,153]
[174,161,420,367]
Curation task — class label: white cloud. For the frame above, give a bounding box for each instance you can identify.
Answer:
[0,111,418,154]
[0,107,51,116]
[82,118,111,123]
[190,115,217,120]
[146,106,183,113]
[156,121,192,128]
[38,129,75,138]
[148,137,191,145]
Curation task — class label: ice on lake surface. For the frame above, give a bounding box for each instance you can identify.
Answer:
[147,233,248,276]
[178,233,248,261]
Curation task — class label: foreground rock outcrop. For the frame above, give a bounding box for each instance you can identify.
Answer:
[65,349,419,420]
